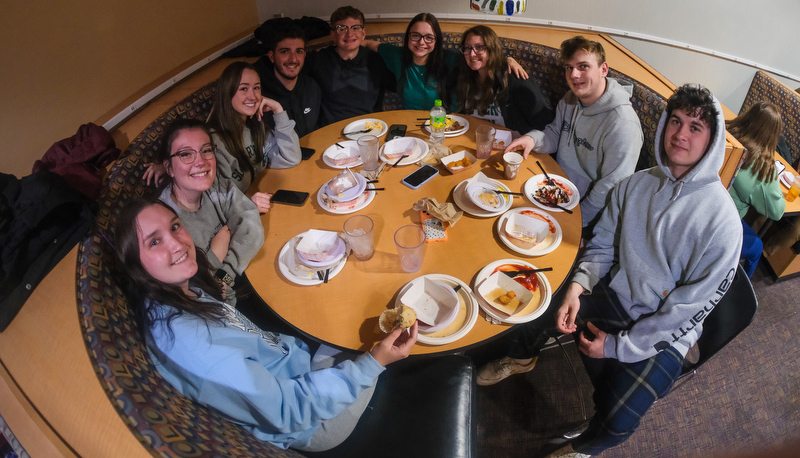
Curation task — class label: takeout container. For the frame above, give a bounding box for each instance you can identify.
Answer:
[442,150,477,174]
[399,277,459,332]
[381,137,422,161]
[330,145,361,167]
[477,271,534,317]
[504,211,550,245]
[295,230,343,263]
[325,169,366,202]
[493,130,513,150]
[465,180,507,211]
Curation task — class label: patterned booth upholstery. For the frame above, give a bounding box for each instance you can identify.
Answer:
[360,32,668,171]
[77,30,671,458]
[741,70,800,168]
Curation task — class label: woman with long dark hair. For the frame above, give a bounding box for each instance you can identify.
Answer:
[114,197,417,451]
[456,25,553,134]
[363,13,527,111]
[209,61,301,212]
[155,118,264,299]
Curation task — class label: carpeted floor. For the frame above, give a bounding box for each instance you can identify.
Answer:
[473,265,800,457]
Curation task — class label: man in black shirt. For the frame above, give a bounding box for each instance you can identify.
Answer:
[254,27,321,138]
[304,6,395,126]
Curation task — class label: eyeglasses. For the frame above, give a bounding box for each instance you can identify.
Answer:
[409,32,436,44]
[333,24,364,34]
[170,145,216,164]
[462,45,488,55]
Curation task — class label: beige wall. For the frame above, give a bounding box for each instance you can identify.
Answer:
[0,1,258,178]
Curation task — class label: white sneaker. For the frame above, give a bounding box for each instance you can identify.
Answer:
[476,356,538,386]
[545,444,590,458]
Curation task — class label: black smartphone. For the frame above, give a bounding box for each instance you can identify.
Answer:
[271,189,310,206]
[386,124,407,141]
[402,164,439,189]
[301,147,315,160]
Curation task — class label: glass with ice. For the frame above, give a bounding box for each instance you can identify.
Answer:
[343,215,375,261]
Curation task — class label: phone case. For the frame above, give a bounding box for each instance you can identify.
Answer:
[402,165,439,189]
[420,211,448,242]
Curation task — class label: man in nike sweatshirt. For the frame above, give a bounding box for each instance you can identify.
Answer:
[481,84,742,457]
[504,36,643,237]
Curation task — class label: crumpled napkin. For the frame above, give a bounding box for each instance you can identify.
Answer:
[413,197,463,227]
[421,143,452,166]
[359,162,387,181]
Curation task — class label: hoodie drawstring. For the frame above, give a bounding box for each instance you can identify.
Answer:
[567,105,581,147]
[671,181,684,201]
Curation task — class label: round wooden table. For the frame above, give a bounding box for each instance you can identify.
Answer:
[246,110,581,355]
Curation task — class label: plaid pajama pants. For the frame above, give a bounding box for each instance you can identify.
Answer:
[507,275,685,455]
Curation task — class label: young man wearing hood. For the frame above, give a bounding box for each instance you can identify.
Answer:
[480,85,742,457]
[504,36,643,236]
[254,27,321,138]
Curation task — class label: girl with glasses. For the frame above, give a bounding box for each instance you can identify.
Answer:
[113,197,417,451]
[456,25,554,135]
[156,118,264,302]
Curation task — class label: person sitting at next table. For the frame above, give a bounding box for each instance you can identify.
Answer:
[503,36,643,239]
[253,25,321,138]
[455,25,554,135]
[303,6,396,126]
[113,196,417,452]
[156,119,264,302]
[361,13,530,111]
[727,101,786,277]
[208,61,302,213]
[478,84,742,457]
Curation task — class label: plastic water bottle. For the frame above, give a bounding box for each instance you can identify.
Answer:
[429,99,446,145]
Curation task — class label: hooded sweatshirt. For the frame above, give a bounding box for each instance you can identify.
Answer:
[254,57,321,138]
[526,78,643,227]
[570,95,742,363]
[213,111,302,194]
[147,289,384,450]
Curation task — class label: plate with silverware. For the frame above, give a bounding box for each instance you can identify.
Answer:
[524,174,579,212]
[343,118,388,140]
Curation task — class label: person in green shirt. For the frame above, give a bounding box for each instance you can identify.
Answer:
[727,101,786,276]
[362,13,528,112]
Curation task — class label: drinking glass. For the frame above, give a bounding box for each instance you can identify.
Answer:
[475,125,496,159]
[358,135,380,172]
[394,225,426,273]
[343,215,375,261]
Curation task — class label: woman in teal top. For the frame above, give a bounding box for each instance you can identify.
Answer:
[727,101,785,276]
[363,13,526,111]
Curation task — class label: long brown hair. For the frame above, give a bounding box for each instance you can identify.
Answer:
[456,25,508,116]
[208,61,270,183]
[402,13,451,110]
[727,101,783,182]
[114,197,226,340]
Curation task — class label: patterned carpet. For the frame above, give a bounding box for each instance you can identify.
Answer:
[473,266,800,457]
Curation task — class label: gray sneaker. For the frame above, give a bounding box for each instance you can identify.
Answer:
[476,356,538,386]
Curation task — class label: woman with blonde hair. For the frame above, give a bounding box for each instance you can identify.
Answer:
[456,25,553,134]
[727,101,785,276]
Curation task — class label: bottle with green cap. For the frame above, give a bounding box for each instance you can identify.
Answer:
[429,99,446,144]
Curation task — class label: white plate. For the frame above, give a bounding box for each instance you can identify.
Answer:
[453,176,513,217]
[524,174,580,212]
[496,208,562,256]
[424,115,470,137]
[395,274,479,345]
[322,141,362,168]
[316,184,376,214]
[343,118,388,140]
[379,137,430,166]
[325,170,367,202]
[780,170,795,188]
[473,259,552,324]
[465,180,509,212]
[278,235,348,286]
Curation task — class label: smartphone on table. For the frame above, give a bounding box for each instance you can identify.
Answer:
[386,124,407,141]
[301,147,315,160]
[402,164,439,189]
[271,189,310,206]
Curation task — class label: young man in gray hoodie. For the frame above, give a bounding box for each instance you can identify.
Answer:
[481,85,742,457]
[504,36,643,236]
